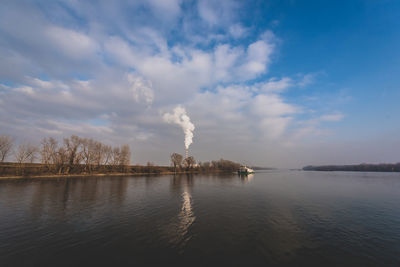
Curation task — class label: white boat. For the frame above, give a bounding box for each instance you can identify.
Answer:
[238,165,255,174]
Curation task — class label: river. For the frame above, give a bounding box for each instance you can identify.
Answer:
[1,170,400,266]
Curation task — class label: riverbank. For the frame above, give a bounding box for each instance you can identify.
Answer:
[303,163,400,172]
[0,168,235,180]
[0,161,240,179]
[0,171,213,180]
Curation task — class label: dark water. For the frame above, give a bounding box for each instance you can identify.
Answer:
[1,171,400,266]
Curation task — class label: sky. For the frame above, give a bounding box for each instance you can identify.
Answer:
[0,0,399,168]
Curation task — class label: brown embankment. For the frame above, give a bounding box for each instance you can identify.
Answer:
[0,162,227,180]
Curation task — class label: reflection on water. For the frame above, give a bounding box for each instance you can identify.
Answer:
[238,173,254,183]
[177,185,195,243]
[1,172,400,266]
[165,175,196,251]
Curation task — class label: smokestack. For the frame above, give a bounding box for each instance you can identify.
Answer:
[185,148,188,159]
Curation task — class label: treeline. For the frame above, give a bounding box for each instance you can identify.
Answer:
[0,134,131,176]
[0,134,242,177]
[198,159,241,172]
[303,163,400,172]
[170,153,240,172]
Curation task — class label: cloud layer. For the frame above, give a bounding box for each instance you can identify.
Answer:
[0,0,346,167]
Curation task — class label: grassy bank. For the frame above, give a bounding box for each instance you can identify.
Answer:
[0,171,205,180]
[0,162,234,179]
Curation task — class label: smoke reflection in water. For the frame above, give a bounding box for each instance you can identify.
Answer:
[166,178,195,252]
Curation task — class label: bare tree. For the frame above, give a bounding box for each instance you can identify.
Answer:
[40,137,58,172]
[4,134,134,175]
[170,153,183,172]
[64,135,82,173]
[81,138,97,173]
[93,141,103,169]
[183,156,195,170]
[200,161,211,171]
[119,145,131,172]
[54,147,68,174]
[15,143,38,163]
[111,147,120,171]
[0,135,14,162]
[40,137,58,163]
[119,145,131,166]
[101,145,112,165]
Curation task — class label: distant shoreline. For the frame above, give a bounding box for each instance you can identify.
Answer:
[303,163,400,172]
[0,158,241,179]
[0,170,232,180]
[0,172,137,180]
[0,161,237,180]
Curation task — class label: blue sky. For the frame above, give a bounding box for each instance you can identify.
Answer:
[0,0,399,167]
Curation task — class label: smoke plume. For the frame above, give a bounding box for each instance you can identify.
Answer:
[163,106,195,149]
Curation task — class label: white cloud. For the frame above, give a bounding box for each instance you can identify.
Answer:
[27,77,70,90]
[288,112,345,144]
[47,120,114,136]
[45,26,99,59]
[148,0,182,20]
[252,94,298,117]
[197,0,219,25]
[298,113,345,126]
[239,39,275,79]
[0,0,346,167]
[260,116,293,139]
[188,81,301,143]
[213,45,242,81]
[14,86,35,96]
[197,0,238,27]
[259,77,293,93]
[229,24,248,39]
[298,73,315,87]
[126,74,154,104]
[104,37,141,67]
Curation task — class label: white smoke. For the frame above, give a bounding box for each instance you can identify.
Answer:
[163,106,195,149]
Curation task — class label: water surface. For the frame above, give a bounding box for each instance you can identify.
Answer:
[1,171,400,266]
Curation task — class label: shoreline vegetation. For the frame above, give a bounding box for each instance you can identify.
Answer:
[0,162,239,180]
[303,163,400,172]
[0,134,241,179]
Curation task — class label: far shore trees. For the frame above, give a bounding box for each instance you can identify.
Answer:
[64,135,82,173]
[14,142,38,176]
[170,153,183,172]
[119,145,131,172]
[40,137,58,173]
[0,133,244,177]
[198,159,240,172]
[303,164,400,172]
[184,156,195,170]
[0,135,14,162]
[15,143,38,164]
[40,135,131,175]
